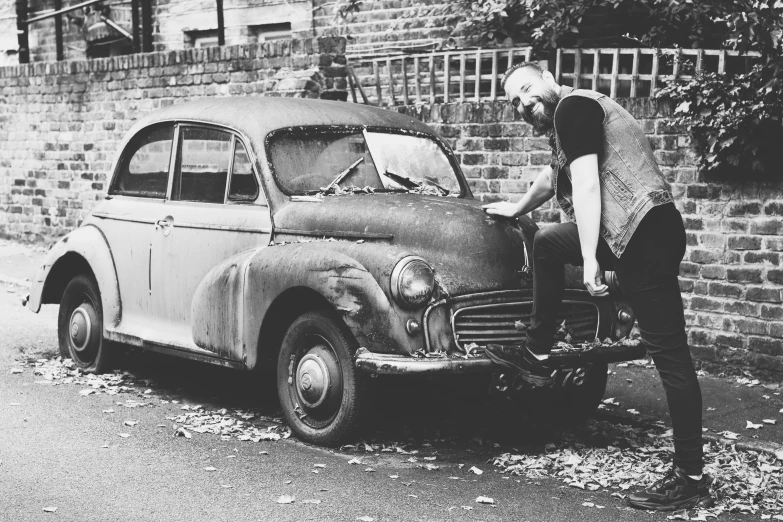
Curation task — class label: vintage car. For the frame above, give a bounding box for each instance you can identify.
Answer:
[27,97,644,445]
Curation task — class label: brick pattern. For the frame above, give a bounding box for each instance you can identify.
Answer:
[0,37,347,241]
[396,98,783,376]
[312,0,454,53]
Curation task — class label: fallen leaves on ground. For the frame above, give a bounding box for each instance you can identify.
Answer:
[42,506,57,513]
[475,496,495,504]
[469,466,483,475]
[276,494,295,504]
[169,408,290,443]
[492,419,783,518]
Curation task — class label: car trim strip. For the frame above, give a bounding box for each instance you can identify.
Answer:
[274,228,394,240]
[91,213,270,234]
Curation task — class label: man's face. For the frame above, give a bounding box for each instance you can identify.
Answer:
[504,68,560,134]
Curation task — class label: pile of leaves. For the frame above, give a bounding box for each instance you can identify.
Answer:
[28,357,140,396]
[493,419,783,519]
[169,407,291,442]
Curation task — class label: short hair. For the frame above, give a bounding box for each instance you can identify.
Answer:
[500,61,544,89]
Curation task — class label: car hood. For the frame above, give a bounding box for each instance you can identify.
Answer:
[273,195,529,295]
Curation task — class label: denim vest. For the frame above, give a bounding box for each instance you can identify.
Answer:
[551,86,673,258]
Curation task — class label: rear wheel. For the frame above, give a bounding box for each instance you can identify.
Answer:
[58,274,112,374]
[516,362,608,426]
[276,311,366,446]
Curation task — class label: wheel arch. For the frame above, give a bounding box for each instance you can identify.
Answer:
[28,225,121,330]
[254,286,338,369]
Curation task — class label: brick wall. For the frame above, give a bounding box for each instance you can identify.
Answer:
[312,0,454,54]
[395,99,783,377]
[0,36,347,241]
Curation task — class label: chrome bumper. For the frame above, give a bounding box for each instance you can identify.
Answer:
[354,350,496,375]
[354,342,647,375]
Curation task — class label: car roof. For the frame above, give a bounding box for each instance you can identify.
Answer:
[130,97,437,143]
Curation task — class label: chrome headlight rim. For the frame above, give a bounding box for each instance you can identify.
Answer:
[390,256,435,309]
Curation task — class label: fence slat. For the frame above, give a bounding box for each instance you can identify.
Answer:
[401,57,409,105]
[373,61,382,105]
[507,48,514,69]
[718,49,726,74]
[491,50,498,99]
[429,55,435,104]
[573,48,582,88]
[630,48,640,97]
[555,48,563,83]
[387,58,396,105]
[524,48,531,61]
[672,48,681,80]
[474,49,481,101]
[610,49,619,98]
[414,56,421,103]
[650,51,659,94]
[459,53,466,103]
[444,53,450,104]
[695,48,703,77]
[592,49,599,91]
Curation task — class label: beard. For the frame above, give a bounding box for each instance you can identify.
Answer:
[522,88,560,134]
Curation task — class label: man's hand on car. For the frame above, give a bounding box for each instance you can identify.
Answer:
[583,257,609,296]
[482,201,519,218]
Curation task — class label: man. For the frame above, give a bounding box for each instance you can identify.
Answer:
[482,62,712,511]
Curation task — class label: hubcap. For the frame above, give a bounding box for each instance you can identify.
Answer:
[69,306,92,352]
[294,343,342,413]
[68,302,99,360]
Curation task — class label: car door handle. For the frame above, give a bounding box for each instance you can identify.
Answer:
[155,216,174,236]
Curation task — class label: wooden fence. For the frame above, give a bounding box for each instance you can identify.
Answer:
[348,47,761,106]
[348,47,533,106]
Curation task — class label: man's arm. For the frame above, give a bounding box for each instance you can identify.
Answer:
[482,166,555,218]
[570,153,608,296]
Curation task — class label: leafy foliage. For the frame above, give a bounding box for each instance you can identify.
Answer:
[656,66,783,176]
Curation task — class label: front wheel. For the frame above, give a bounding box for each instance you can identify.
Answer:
[57,274,112,374]
[515,362,609,426]
[277,311,366,446]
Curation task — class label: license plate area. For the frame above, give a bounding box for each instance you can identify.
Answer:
[491,367,588,393]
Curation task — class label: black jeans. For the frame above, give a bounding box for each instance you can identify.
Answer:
[527,202,703,475]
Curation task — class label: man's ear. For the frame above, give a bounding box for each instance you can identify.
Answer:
[542,70,556,86]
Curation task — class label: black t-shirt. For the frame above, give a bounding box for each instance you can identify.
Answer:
[554,96,604,165]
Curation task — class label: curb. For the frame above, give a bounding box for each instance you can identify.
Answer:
[596,410,783,459]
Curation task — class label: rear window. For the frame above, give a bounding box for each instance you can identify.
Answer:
[110,125,174,198]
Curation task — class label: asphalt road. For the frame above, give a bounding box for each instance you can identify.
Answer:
[0,282,754,522]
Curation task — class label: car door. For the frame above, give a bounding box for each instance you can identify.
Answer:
[149,124,271,358]
[93,124,175,341]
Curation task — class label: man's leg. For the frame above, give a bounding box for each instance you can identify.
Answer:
[622,204,710,510]
[485,222,616,382]
[526,222,583,354]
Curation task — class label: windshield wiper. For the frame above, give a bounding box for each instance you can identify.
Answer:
[322,157,364,193]
[383,170,449,195]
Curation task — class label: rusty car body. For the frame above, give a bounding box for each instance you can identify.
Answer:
[28,97,643,445]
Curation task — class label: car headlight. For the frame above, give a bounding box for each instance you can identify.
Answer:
[390,256,435,308]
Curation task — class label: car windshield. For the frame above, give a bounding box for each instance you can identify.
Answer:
[268,128,462,196]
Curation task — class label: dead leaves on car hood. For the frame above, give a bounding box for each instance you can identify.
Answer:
[492,419,783,519]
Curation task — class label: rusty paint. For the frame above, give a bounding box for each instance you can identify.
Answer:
[28,223,122,331]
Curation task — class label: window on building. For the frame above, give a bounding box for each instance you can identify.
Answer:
[185,30,220,49]
[250,22,292,43]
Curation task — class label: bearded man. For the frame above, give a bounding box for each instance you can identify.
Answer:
[482,62,713,511]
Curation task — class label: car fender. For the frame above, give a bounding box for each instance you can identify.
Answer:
[27,225,121,329]
[191,242,420,370]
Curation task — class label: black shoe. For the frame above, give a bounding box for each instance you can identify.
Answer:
[485,344,553,388]
[627,465,714,511]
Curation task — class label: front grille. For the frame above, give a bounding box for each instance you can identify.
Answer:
[452,300,599,350]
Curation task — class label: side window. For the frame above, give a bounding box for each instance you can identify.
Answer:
[111,125,174,198]
[173,127,232,204]
[228,140,263,204]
